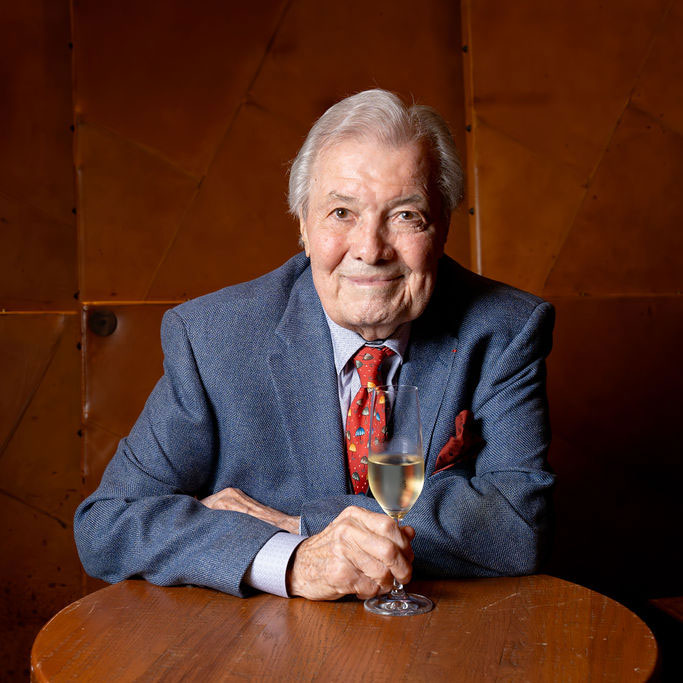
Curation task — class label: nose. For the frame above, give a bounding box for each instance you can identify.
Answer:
[349,217,395,264]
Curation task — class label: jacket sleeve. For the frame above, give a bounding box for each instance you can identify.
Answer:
[73,310,282,597]
[299,301,556,578]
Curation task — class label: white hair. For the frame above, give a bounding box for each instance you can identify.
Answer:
[288,89,464,222]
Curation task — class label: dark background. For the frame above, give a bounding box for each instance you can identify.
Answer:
[1,0,681,678]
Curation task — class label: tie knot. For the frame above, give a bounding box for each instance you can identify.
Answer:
[353,345,395,387]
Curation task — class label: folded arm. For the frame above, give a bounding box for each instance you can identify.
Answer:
[74,310,283,597]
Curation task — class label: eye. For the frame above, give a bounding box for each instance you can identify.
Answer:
[392,210,426,229]
[333,208,350,219]
[399,211,417,221]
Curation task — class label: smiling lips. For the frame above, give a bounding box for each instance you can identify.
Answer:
[343,273,404,287]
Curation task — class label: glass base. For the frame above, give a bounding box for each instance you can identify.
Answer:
[364,592,433,616]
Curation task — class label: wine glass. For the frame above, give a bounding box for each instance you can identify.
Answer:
[364,385,433,616]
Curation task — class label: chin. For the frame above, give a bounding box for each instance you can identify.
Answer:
[349,312,408,337]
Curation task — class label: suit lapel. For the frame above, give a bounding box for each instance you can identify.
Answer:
[267,267,348,495]
[400,327,458,469]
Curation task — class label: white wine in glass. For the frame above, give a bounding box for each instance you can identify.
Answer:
[364,385,433,616]
[367,453,424,520]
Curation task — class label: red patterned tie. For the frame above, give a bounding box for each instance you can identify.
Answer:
[345,346,395,494]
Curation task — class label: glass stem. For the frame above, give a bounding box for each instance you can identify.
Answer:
[390,578,407,599]
[390,517,407,599]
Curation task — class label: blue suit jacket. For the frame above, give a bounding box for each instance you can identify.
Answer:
[74,253,555,597]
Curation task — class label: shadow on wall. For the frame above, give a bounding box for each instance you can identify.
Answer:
[546,296,683,602]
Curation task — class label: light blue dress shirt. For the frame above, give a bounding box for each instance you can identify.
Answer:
[243,316,410,596]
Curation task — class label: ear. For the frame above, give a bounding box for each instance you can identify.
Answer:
[299,213,310,257]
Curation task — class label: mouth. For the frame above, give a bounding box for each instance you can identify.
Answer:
[343,274,403,287]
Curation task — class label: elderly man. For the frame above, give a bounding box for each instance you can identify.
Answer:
[74,90,555,601]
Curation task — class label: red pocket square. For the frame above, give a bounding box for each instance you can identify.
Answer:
[433,409,482,474]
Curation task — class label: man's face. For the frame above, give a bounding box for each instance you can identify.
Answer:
[300,137,447,340]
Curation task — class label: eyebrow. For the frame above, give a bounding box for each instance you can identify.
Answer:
[326,192,357,204]
[386,194,427,209]
[324,192,427,208]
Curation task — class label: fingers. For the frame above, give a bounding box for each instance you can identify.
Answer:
[288,506,415,601]
[200,487,300,534]
[335,511,413,584]
[289,533,380,601]
[338,507,414,564]
[200,487,245,511]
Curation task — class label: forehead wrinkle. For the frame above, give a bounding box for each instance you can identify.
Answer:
[323,185,427,207]
[310,140,435,216]
[386,193,428,209]
[326,191,357,204]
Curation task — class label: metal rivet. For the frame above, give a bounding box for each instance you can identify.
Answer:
[468,207,475,215]
[88,310,117,337]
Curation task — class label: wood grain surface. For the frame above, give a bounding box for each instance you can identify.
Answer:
[31,575,658,682]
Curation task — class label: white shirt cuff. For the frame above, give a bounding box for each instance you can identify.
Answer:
[243,532,307,598]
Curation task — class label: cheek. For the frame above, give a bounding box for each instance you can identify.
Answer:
[310,232,348,272]
[399,235,439,277]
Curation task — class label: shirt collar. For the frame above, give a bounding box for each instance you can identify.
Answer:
[324,312,411,376]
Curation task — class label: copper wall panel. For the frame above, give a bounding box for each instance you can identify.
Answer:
[0,315,81,519]
[146,103,304,299]
[84,304,172,433]
[632,0,683,136]
[545,105,683,294]
[0,316,67,452]
[0,195,76,310]
[546,296,683,597]
[465,0,678,291]
[83,304,176,489]
[0,314,81,681]
[0,0,76,311]
[76,124,200,300]
[472,120,586,293]
[82,422,125,502]
[248,0,465,134]
[73,0,287,176]
[548,297,683,469]
[466,0,668,177]
[0,497,82,680]
[0,0,77,675]
[0,0,74,224]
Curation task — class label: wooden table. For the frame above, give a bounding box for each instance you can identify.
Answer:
[31,575,658,681]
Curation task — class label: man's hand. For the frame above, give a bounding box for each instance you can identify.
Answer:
[200,487,300,534]
[287,506,415,601]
